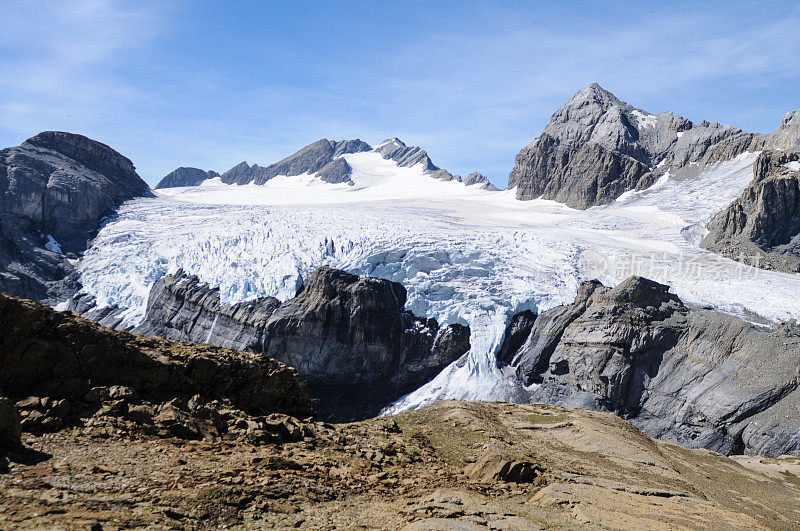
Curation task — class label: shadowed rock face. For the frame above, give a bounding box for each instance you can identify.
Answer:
[499,275,800,457]
[132,266,471,420]
[220,139,372,186]
[155,167,219,189]
[508,83,800,208]
[701,150,800,272]
[0,292,313,418]
[0,132,152,302]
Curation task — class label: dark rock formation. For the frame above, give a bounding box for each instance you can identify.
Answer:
[508,83,800,208]
[133,270,281,350]
[0,291,313,419]
[220,139,372,186]
[701,150,800,272]
[0,132,152,302]
[133,267,470,420]
[499,276,800,457]
[155,167,219,189]
[0,398,21,452]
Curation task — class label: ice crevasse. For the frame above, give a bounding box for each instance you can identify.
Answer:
[73,151,800,411]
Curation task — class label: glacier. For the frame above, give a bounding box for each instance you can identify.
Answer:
[74,150,800,411]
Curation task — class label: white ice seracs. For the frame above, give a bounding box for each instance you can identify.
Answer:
[74,150,800,412]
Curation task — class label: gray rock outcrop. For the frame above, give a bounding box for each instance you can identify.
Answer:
[500,276,800,457]
[133,271,281,350]
[375,138,462,182]
[220,139,372,186]
[463,172,499,190]
[0,132,152,302]
[133,266,471,420]
[508,83,800,208]
[155,167,219,189]
[701,150,800,272]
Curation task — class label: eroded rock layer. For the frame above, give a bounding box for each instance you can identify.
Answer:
[0,132,152,301]
[500,276,800,457]
[133,266,471,419]
[701,150,800,272]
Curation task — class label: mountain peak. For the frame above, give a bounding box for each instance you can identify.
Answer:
[22,131,137,176]
[378,138,406,149]
[565,83,624,109]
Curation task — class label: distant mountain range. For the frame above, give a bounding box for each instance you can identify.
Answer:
[155,137,497,191]
[3,85,800,457]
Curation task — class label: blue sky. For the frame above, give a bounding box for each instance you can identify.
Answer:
[1,1,799,188]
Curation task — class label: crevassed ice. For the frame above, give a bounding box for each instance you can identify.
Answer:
[75,150,800,411]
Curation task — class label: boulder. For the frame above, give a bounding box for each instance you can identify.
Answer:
[464,452,544,483]
[0,398,22,452]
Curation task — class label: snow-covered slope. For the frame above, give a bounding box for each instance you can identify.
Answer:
[167,137,496,191]
[159,151,495,205]
[74,149,800,412]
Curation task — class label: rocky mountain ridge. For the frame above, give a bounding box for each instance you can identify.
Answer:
[701,150,800,272]
[508,83,800,208]
[498,275,800,457]
[0,131,152,302]
[157,137,498,190]
[0,291,313,421]
[155,167,219,189]
[131,266,471,420]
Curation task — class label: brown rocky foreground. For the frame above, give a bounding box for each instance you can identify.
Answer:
[1,400,799,529]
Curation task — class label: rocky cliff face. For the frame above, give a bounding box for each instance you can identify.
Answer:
[133,266,470,419]
[508,83,800,208]
[155,167,219,189]
[375,138,462,182]
[701,150,800,272]
[133,270,281,350]
[220,139,372,186]
[0,291,312,418]
[463,171,499,190]
[0,132,152,302]
[499,276,800,457]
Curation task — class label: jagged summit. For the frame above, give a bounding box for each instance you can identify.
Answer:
[509,84,800,208]
[217,138,372,186]
[374,137,439,172]
[163,136,497,191]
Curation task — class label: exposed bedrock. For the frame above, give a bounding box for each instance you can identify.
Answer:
[498,275,800,457]
[155,167,219,189]
[220,139,372,186]
[508,83,800,208]
[701,150,800,272]
[0,132,152,302]
[133,266,471,420]
[0,292,313,419]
